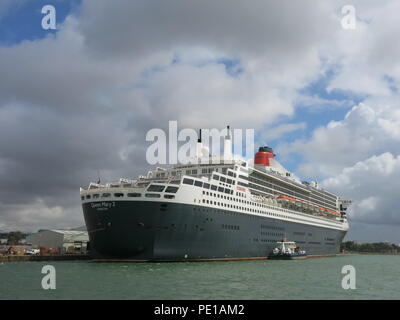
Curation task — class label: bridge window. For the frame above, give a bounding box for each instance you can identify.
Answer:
[183,178,194,185]
[165,186,179,193]
[194,180,203,187]
[147,185,165,192]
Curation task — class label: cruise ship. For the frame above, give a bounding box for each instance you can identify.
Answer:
[80,127,350,261]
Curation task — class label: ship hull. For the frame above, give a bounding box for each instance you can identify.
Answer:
[82,201,347,261]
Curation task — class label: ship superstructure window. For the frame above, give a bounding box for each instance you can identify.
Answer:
[213,175,220,181]
[194,180,203,187]
[220,177,226,183]
[102,193,111,198]
[114,193,124,197]
[192,169,198,174]
[165,186,179,193]
[81,196,84,200]
[145,193,161,198]
[211,185,217,191]
[164,195,175,199]
[183,178,194,185]
[93,194,100,199]
[147,185,165,192]
[127,193,141,197]
[218,187,224,192]
[203,183,210,189]
[86,195,91,199]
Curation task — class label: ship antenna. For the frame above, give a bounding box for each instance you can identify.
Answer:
[97,169,101,184]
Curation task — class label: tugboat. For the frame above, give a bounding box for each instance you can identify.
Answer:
[268,240,307,260]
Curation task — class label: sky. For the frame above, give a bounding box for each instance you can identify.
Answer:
[0,0,399,243]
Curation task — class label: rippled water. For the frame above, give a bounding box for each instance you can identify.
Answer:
[0,254,399,299]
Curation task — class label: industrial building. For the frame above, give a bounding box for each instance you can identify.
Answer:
[26,229,89,254]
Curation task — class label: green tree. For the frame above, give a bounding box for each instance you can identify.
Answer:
[7,231,23,245]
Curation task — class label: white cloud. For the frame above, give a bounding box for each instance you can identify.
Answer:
[261,122,307,141]
[322,152,400,227]
[279,101,400,178]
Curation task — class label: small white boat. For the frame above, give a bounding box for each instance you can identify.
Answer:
[268,240,307,260]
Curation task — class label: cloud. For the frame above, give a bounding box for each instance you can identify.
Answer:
[261,122,307,142]
[278,101,400,178]
[322,152,400,227]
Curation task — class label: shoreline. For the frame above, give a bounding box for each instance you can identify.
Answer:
[339,251,400,255]
[0,254,91,262]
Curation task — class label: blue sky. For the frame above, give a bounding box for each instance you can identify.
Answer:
[0,0,80,45]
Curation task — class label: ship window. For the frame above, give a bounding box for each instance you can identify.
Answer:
[164,195,175,199]
[81,196,84,200]
[127,193,141,197]
[183,178,194,185]
[224,188,230,194]
[86,195,91,199]
[203,183,210,189]
[147,185,165,192]
[218,187,224,192]
[211,185,217,191]
[114,193,124,197]
[192,169,198,174]
[145,193,161,198]
[93,194,100,199]
[102,193,111,198]
[212,175,220,181]
[227,179,232,184]
[220,177,226,183]
[165,186,179,193]
[194,180,203,187]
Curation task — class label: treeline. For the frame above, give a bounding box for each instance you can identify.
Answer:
[341,241,400,253]
[0,231,30,245]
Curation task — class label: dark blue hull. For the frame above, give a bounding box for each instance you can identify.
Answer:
[82,201,347,261]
